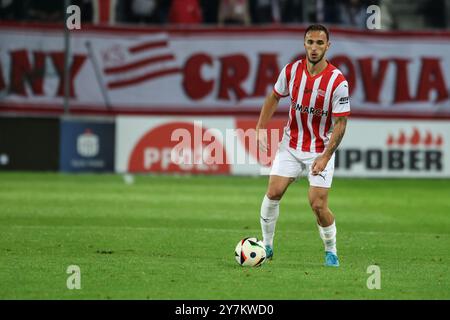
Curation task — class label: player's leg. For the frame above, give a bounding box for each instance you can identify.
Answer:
[266,175,295,200]
[309,186,334,227]
[306,153,339,266]
[261,144,301,259]
[261,175,295,258]
[308,186,339,266]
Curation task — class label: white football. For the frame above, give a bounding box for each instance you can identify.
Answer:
[234,237,267,267]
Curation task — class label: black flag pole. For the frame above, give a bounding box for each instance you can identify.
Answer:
[63,0,71,115]
[85,40,112,110]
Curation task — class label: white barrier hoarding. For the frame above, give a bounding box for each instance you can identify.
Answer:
[115,116,271,176]
[116,116,449,177]
[1,24,450,118]
[336,120,449,177]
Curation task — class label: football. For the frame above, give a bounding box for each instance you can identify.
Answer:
[234,237,267,267]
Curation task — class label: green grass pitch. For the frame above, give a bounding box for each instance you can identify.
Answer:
[1,172,449,299]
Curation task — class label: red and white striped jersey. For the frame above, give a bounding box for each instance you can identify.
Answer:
[273,59,350,153]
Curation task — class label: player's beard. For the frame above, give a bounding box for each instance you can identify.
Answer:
[307,51,326,65]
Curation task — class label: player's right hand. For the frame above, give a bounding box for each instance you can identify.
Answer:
[256,128,268,153]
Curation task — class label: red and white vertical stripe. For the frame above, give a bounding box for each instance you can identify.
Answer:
[313,70,341,153]
[284,60,300,142]
[286,61,345,153]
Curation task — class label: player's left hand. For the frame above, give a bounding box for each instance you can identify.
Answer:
[311,155,330,175]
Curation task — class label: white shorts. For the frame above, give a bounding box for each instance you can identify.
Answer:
[270,141,335,188]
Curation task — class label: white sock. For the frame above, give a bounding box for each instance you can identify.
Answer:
[260,195,280,248]
[318,221,337,254]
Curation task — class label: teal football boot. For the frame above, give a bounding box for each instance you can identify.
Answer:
[325,251,339,267]
[265,245,273,260]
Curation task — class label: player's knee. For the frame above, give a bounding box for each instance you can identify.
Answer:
[310,197,326,214]
[266,190,283,201]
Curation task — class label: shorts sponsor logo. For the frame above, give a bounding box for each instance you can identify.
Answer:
[317,173,326,180]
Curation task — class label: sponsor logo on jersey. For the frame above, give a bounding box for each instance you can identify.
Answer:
[291,103,329,117]
[339,97,349,104]
[317,89,326,97]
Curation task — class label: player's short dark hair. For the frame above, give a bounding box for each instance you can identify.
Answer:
[304,24,330,41]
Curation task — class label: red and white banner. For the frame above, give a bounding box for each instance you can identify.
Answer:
[116,116,450,177]
[1,23,450,118]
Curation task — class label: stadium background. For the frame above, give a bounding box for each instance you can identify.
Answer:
[0,0,449,300]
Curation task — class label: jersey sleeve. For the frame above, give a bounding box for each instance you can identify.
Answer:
[273,64,289,98]
[331,80,351,116]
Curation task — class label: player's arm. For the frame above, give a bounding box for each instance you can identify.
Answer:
[256,91,280,152]
[311,80,350,175]
[323,116,347,158]
[311,116,347,175]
